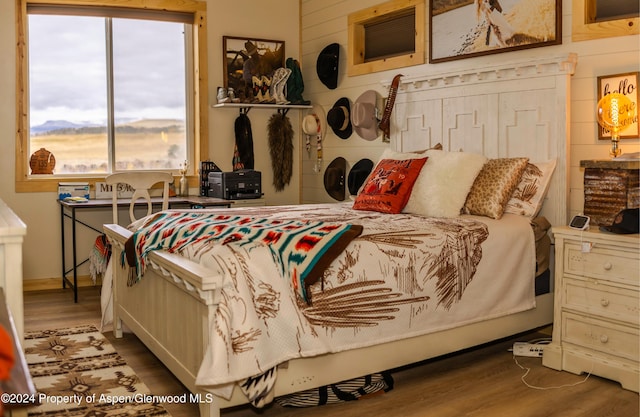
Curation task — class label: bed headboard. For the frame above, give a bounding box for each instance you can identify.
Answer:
[386,53,577,227]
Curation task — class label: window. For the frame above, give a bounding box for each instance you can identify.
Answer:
[593,0,639,22]
[348,0,425,76]
[572,0,639,41]
[364,10,415,62]
[16,0,208,192]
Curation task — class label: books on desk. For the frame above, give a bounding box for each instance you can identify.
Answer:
[63,196,89,203]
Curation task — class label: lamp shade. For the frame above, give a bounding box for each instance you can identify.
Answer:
[596,92,634,135]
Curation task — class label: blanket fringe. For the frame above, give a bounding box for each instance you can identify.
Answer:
[89,234,111,284]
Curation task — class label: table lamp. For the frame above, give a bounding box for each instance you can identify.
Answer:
[596,92,633,158]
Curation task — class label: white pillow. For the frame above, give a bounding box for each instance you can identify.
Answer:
[403,150,488,218]
[504,159,557,218]
[377,148,426,162]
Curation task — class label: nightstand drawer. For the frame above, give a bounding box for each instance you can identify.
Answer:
[563,312,639,362]
[564,242,639,286]
[564,278,640,324]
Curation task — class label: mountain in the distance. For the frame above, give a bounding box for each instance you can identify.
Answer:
[30,120,100,134]
[30,118,184,134]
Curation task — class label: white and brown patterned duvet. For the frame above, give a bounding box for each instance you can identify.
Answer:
[129,203,536,400]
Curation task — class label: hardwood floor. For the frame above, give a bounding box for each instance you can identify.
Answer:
[24,287,639,417]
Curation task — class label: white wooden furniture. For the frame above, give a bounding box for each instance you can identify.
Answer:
[543,227,639,392]
[0,199,33,417]
[105,171,174,224]
[0,199,27,340]
[104,54,576,417]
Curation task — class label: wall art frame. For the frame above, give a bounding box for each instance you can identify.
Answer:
[429,0,562,63]
[222,36,285,94]
[597,71,639,140]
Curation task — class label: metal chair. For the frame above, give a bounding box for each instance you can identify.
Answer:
[105,171,174,224]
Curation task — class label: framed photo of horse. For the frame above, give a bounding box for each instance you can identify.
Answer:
[222,36,285,99]
[429,0,562,63]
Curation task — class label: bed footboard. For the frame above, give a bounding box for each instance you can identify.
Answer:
[104,224,225,417]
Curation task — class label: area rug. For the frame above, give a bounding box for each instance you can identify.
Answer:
[24,324,170,416]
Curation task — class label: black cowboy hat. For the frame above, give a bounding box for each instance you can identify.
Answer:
[347,158,374,196]
[327,97,352,140]
[600,208,639,234]
[234,113,254,169]
[316,43,340,90]
[324,157,346,201]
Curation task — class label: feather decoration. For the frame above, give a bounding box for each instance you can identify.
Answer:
[268,112,294,191]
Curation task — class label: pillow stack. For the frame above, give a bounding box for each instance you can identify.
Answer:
[353,147,556,220]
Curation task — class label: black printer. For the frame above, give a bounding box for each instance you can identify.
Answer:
[207,170,262,200]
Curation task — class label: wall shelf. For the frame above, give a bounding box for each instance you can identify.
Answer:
[213,102,312,116]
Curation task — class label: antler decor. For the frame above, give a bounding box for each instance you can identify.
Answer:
[378,74,403,141]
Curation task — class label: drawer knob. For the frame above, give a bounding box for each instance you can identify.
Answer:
[600,298,610,307]
[600,335,609,344]
[603,262,613,271]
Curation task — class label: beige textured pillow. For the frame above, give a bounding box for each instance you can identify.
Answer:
[463,157,529,219]
[504,159,557,218]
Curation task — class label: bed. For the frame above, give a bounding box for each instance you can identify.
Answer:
[103,53,576,417]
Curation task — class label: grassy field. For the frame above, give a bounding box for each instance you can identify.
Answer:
[30,119,186,173]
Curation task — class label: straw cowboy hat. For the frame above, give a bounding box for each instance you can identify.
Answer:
[351,90,379,141]
[327,97,352,140]
[324,157,346,201]
[302,104,326,140]
[316,43,340,90]
[347,158,374,196]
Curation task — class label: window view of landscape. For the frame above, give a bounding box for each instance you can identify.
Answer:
[28,14,188,175]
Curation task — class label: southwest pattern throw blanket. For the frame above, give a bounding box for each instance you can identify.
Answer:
[123,211,363,303]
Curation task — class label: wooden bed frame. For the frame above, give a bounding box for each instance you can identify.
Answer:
[104,53,577,417]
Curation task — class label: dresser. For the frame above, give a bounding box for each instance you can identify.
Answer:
[542,226,639,392]
[0,199,33,416]
[0,200,27,339]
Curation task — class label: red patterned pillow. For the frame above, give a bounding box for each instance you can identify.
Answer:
[353,157,427,214]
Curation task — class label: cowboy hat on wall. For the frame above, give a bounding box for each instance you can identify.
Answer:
[302,107,326,140]
[351,90,380,141]
[347,158,374,196]
[324,157,346,201]
[302,104,326,173]
[316,43,340,90]
[327,97,352,140]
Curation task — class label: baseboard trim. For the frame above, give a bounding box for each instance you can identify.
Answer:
[23,276,99,292]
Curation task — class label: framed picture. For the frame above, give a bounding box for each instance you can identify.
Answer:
[429,0,562,63]
[222,36,285,95]
[597,71,639,140]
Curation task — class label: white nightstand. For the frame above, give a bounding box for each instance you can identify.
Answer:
[542,226,639,392]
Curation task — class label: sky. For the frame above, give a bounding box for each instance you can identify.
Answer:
[28,14,187,127]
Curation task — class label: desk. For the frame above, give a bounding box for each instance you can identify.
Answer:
[59,196,231,302]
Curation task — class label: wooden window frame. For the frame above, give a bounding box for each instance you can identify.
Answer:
[348,0,425,76]
[15,0,209,193]
[572,0,639,41]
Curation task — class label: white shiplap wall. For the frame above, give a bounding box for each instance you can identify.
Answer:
[300,0,640,219]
